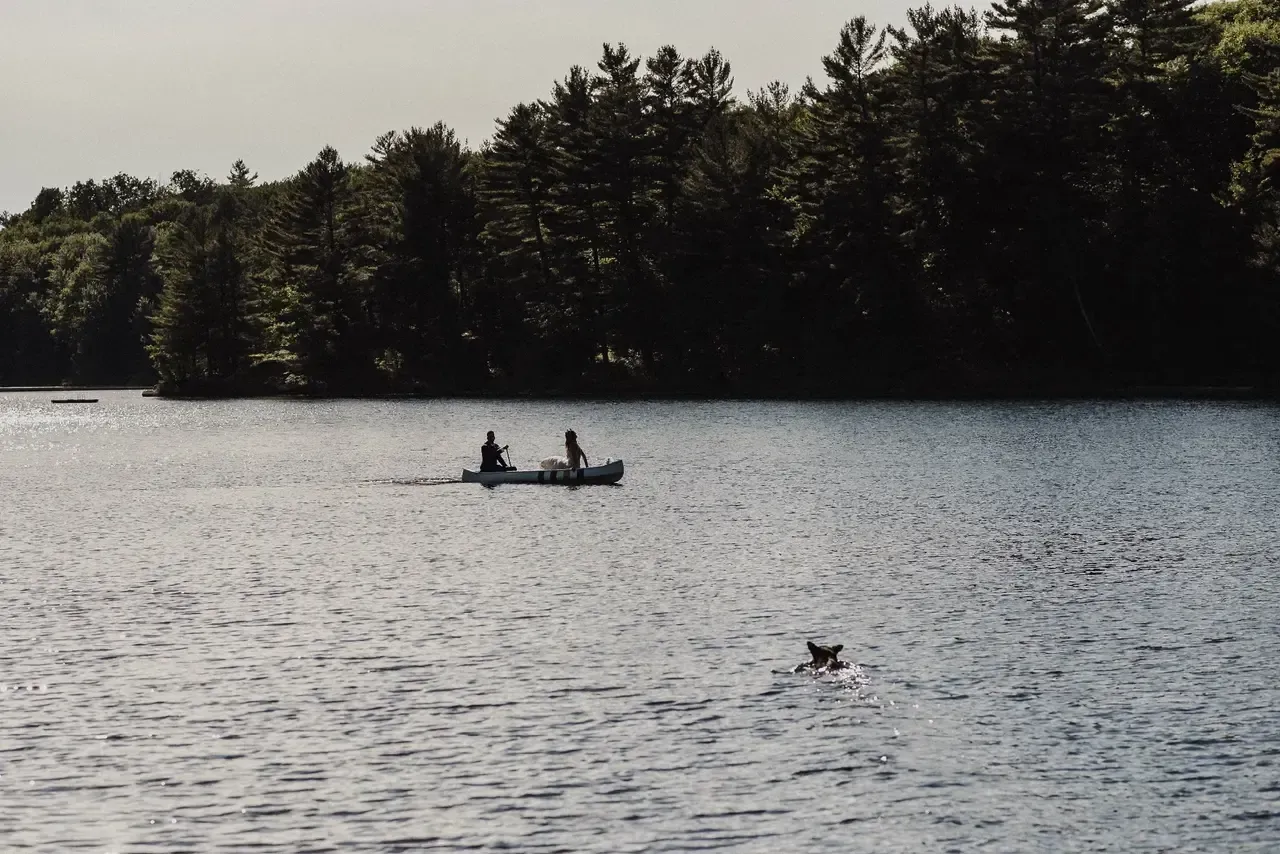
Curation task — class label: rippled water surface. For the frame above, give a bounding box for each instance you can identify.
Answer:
[3,392,1279,852]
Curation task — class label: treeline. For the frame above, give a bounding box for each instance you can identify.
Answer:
[4,0,1280,396]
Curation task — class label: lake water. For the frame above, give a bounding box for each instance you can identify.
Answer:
[3,392,1279,852]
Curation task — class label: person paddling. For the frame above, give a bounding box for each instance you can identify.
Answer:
[480,431,513,472]
[565,430,589,470]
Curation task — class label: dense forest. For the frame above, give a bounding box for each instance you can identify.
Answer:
[3,0,1280,397]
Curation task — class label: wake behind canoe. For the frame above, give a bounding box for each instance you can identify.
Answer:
[461,459,623,485]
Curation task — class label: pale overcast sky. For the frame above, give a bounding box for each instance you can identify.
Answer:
[1,0,920,215]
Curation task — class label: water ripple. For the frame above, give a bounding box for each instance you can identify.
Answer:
[2,394,1279,851]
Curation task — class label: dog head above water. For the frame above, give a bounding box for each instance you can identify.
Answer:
[796,641,849,672]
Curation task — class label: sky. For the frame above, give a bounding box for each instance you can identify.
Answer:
[0,0,920,215]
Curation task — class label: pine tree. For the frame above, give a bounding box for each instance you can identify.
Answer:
[545,64,611,369]
[148,210,215,385]
[883,5,991,371]
[482,103,557,290]
[1099,0,1231,378]
[259,146,362,390]
[479,103,562,379]
[228,159,258,190]
[782,17,904,389]
[147,193,256,388]
[362,124,479,389]
[1106,0,1202,72]
[676,91,798,385]
[99,214,161,382]
[984,0,1113,374]
[590,43,660,369]
[644,46,696,232]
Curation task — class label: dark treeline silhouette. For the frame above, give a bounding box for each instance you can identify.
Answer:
[3,2,1280,397]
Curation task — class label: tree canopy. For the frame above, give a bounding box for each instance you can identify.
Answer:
[3,2,1278,396]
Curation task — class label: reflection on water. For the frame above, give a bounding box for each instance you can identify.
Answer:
[2,392,1278,852]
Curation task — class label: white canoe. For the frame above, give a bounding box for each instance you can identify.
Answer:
[461,459,624,485]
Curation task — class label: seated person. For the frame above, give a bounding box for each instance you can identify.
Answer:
[565,430,589,470]
[480,431,513,472]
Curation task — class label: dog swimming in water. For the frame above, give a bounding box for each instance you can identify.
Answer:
[793,641,851,673]
[788,640,849,676]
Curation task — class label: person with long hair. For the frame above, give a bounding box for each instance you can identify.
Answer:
[564,430,589,470]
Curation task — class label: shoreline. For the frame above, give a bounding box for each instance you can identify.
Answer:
[3,385,1271,402]
[0,386,153,393]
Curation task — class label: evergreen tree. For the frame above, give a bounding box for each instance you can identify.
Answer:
[783,17,904,389]
[644,46,696,233]
[985,0,1113,376]
[591,43,660,369]
[98,214,161,382]
[147,191,256,388]
[883,6,992,373]
[1106,0,1203,71]
[545,64,611,370]
[363,124,479,390]
[676,90,798,385]
[479,103,562,380]
[259,146,362,390]
[228,159,259,190]
[148,209,216,385]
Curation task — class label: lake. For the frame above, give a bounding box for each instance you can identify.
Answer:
[3,392,1278,852]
